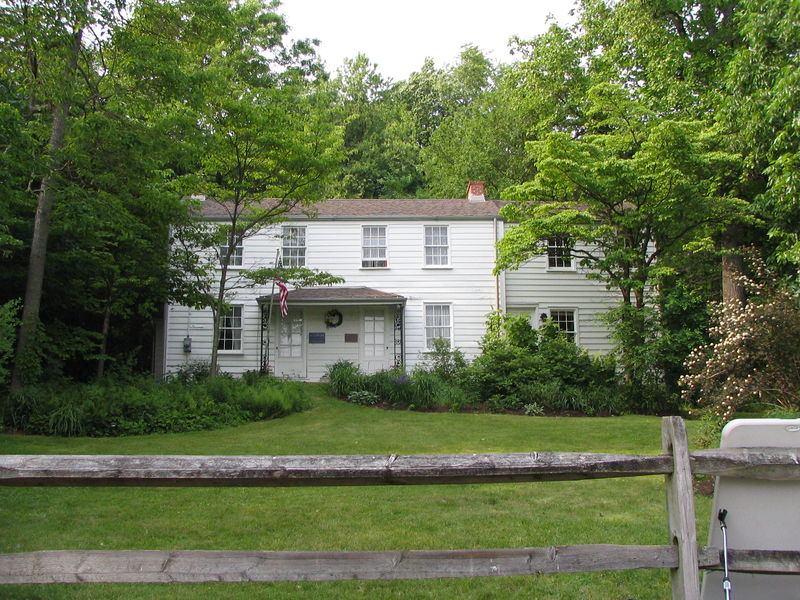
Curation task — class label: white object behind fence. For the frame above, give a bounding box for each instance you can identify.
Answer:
[701,419,800,600]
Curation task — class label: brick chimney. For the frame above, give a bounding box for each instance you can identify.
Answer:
[466,180,486,202]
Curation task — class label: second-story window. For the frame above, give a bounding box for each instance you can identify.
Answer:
[282,226,306,267]
[220,238,243,267]
[424,225,449,266]
[547,237,572,269]
[362,225,387,268]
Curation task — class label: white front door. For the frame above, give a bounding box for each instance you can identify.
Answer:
[275,310,307,379]
[361,308,390,374]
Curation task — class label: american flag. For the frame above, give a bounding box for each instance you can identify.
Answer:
[275,280,289,317]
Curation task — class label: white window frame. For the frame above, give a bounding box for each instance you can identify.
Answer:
[362,225,388,268]
[548,308,578,343]
[218,304,243,352]
[424,303,453,350]
[282,225,306,267]
[546,236,573,270]
[423,224,450,267]
[220,238,243,267]
[278,311,304,358]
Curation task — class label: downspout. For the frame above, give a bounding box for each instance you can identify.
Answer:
[493,218,501,311]
[161,302,169,378]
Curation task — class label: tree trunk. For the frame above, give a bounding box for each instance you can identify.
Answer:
[209,305,221,379]
[10,26,84,392]
[208,265,229,379]
[96,299,113,379]
[721,225,746,306]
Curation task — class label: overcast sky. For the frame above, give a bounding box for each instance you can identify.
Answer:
[279,0,577,82]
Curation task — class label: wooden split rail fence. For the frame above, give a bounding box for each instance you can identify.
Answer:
[1,416,799,599]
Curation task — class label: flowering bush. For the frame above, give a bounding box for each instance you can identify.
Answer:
[680,256,800,441]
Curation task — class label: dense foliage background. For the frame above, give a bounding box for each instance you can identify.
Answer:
[1,0,798,430]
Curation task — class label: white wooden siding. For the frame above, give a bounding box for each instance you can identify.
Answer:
[164,217,623,379]
[164,219,501,379]
[502,238,620,354]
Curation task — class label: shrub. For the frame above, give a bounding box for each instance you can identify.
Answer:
[166,360,214,385]
[365,368,403,403]
[681,255,800,443]
[385,373,414,407]
[435,383,477,412]
[517,381,569,412]
[325,360,365,399]
[461,342,538,399]
[330,365,472,412]
[1,375,309,437]
[572,386,630,416]
[348,390,380,406]
[409,369,440,410]
[0,299,20,386]
[487,394,523,413]
[524,402,545,417]
[420,338,468,382]
[464,316,608,403]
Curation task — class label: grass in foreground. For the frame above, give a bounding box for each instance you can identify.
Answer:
[0,385,711,599]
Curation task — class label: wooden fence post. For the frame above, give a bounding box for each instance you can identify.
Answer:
[662,416,701,600]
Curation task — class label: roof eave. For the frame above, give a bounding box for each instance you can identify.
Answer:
[257,296,406,306]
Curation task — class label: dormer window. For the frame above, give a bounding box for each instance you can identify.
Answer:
[547,237,572,269]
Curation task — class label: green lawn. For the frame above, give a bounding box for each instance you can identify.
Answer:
[0,385,711,599]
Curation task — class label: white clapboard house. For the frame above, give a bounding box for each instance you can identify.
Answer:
[158,182,619,380]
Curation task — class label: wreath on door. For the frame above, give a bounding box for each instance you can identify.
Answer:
[324,309,343,328]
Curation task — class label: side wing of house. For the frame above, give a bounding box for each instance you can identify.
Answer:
[500,229,621,354]
[160,191,624,381]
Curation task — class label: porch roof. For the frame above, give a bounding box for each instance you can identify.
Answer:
[258,286,406,306]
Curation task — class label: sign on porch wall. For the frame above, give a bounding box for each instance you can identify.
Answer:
[344,334,358,343]
[308,332,326,344]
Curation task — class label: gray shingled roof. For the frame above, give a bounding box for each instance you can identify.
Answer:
[199,197,505,220]
[258,286,406,305]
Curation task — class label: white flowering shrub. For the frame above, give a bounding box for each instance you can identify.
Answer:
[680,256,800,443]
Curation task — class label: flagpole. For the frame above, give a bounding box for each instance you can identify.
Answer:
[264,248,280,375]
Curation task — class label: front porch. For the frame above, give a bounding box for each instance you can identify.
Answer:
[258,287,406,381]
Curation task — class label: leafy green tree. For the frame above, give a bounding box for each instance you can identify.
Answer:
[0,300,20,385]
[326,54,421,198]
[1,0,207,382]
[723,0,800,270]
[162,0,343,376]
[4,0,103,389]
[496,84,747,383]
[396,58,454,150]
[577,0,759,304]
[579,0,741,118]
[2,0,340,382]
[421,29,587,198]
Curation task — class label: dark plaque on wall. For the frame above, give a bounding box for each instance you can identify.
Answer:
[344,333,358,343]
[308,332,325,344]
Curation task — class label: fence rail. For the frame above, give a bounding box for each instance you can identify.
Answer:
[1,417,798,598]
[2,448,797,487]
